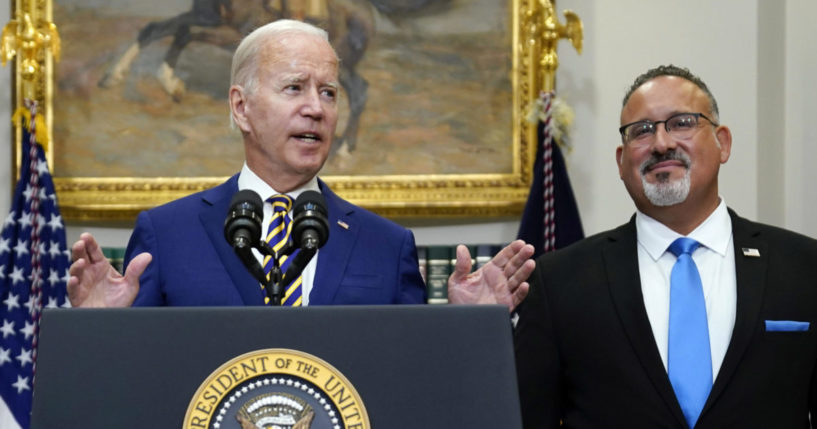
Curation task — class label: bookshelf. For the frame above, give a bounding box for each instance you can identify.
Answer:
[101,243,507,304]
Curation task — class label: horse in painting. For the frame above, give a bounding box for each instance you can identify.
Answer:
[98,0,448,154]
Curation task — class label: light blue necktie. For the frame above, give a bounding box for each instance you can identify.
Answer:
[667,237,711,428]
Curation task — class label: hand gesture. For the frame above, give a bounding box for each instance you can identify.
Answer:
[67,232,151,308]
[447,240,535,311]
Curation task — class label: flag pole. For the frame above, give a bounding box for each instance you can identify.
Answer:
[1,5,65,428]
[525,0,583,93]
[518,0,584,255]
[2,0,61,175]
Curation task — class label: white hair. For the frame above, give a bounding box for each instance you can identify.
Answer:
[230,19,332,94]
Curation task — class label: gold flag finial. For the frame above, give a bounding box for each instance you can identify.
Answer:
[1,7,61,100]
[524,0,583,93]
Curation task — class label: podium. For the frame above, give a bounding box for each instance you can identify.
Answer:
[31,305,522,428]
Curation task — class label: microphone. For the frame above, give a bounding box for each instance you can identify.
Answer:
[223,190,266,284]
[281,191,329,283]
[291,190,330,250]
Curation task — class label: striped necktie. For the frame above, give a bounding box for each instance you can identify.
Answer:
[667,237,711,428]
[263,194,302,306]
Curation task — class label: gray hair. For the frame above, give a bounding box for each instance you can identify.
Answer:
[622,64,719,121]
[229,20,335,129]
[230,19,332,95]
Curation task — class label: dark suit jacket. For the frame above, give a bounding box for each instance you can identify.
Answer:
[123,175,426,305]
[514,209,817,428]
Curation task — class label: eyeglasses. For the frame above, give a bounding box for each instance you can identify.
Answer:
[618,112,718,145]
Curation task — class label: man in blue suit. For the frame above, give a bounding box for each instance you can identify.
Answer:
[67,19,535,308]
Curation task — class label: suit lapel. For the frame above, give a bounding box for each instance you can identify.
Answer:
[605,218,688,427]
[199,175,265,305]
[704,210,768,412]
[309,180,358,304]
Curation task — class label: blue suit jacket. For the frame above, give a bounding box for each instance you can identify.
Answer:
[124,175,426,306]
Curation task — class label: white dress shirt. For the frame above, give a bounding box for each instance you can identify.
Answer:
[237,163,320,305]
[637,198,736,381]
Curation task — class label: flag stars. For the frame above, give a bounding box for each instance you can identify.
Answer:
[3,293,20,311]
[12,375,30,394]
[4,133,71,414]
[46,296,59,308]
[48,241,62,258]
[0,319,14,338]
[23,185,35,201]
[10,267,25,285]
[16,348,32,367]
[13,239,29,257]
[28,269,41,284]
[24,296,38,314]
[48,268,61,286]
[36,159,50,176]
[18,211,32,230]
[21,320,35,340]
[2,211,15,228]
[32,213,46,234]
[47,214,64,232]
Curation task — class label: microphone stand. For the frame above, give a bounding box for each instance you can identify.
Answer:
[254,241,295,306]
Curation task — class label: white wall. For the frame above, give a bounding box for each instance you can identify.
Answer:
[558,0,764,234]
[1,0,815,249]
[782,1,817,237]
[554,0,815,238]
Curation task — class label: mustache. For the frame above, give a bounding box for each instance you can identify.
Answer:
[640,150,691,175]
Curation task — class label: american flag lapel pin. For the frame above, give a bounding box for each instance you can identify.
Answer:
[741,247,760,257]
[337,220,349,230]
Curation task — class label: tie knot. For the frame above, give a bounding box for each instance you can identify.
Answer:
[267,194,292,214]
[668,237,700,257]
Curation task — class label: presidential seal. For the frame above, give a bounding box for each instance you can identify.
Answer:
[184,349,369,429]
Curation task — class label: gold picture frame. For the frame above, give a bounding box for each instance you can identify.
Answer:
[11,0,555,222]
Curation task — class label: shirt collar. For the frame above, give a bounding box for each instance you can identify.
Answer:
[636,198,732,260]
[237,162,320,201]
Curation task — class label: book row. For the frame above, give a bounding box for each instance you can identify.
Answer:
[102,244,507,305]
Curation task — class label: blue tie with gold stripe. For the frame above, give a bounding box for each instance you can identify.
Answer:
[263,195,302,306]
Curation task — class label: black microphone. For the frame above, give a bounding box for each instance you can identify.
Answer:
[223,190,266,284]
[281,191,329,283]
[291,190,330,250]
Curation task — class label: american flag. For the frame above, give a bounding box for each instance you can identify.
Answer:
[0,102,70,429]
[517,91,584,258]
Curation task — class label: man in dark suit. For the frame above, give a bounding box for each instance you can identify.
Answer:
[514,65,817,428]
[68,19,535,309]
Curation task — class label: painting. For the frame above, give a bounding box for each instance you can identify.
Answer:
[13,0,549,221]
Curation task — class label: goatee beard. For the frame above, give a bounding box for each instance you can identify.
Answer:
[640,150,691,207]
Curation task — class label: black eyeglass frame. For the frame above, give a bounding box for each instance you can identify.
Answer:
[618,112,719,143]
